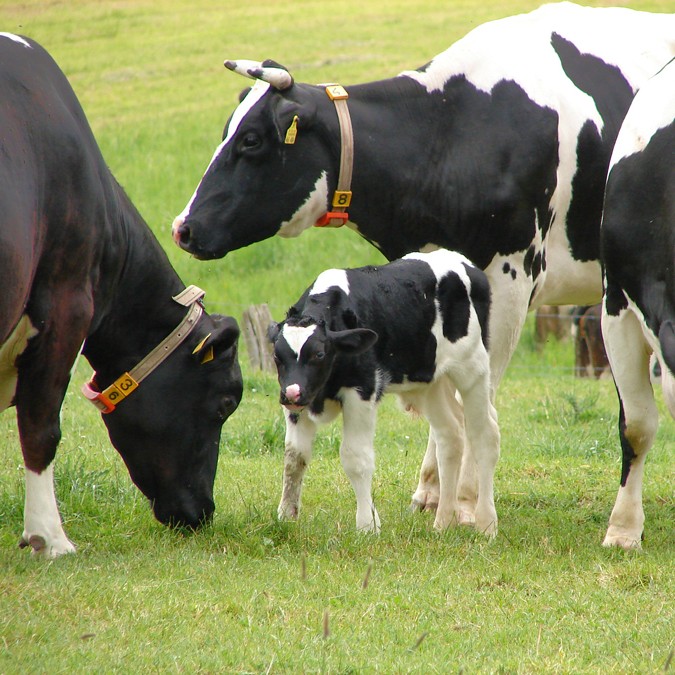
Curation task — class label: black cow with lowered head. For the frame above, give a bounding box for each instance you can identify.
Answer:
[173,3,675,531]
[0,34,243,557]
[600,57,675,549]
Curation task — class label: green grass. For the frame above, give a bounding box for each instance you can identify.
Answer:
[1,1,674,672]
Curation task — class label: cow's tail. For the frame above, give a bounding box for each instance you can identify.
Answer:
[658,319,675,418]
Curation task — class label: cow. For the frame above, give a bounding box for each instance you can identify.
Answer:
[600,57,675,550]
[572,304,609,378]
[268,249,499,535]
[0,34,243,557]
[172,3,675,527]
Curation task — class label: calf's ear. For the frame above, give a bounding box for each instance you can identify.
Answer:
[193,315,240,364]
[327,328,378,355]
[267,321,282,343]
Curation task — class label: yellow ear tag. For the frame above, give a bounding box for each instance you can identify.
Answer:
[200,346,215,364]
[284,115,299,144]
[192,333,212,355]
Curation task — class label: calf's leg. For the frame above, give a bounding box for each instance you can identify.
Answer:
[340,390,380,533]
[458,374,500,537]
[278,409,319,521]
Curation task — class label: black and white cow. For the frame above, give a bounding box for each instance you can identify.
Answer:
[268,249,499,535]
[600,57,675,550]
[173,3,675,523]
[0,35,243,557]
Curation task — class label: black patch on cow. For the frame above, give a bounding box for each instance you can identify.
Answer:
[531,251,542,281]
[502,261,518,280]
[463,262,491,348]
[524,245,535,277]
[550,32,635,263]
[437,271,471,344]
[618,399,637,487]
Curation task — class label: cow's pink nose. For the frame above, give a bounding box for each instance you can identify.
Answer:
[172,216,185,244]
[285,384,301,402]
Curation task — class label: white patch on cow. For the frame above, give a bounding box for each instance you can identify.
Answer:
[399,4,675,317]
[404,249,472,286]
[310,268,350,297]
[23,465,76,557]
[609,59,675,165]
[278,171,330,238]
[0,33,31,48]
[176,80,271,222]
[282,324,316,360]
[0,315,38,413]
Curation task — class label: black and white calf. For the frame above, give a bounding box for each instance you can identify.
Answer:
[600,57,675,549]
[268,250,500,535]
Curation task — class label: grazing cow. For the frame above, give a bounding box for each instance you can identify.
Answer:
[268,250,500,535]
[0,35,243,557]
[600,57,675,549]
[572,304,609,378]
[173,3,675,522]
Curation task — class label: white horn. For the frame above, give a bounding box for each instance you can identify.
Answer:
[224,59,293,90]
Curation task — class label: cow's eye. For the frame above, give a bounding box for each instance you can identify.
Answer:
[240,132,261,151]
[313,351,325,361]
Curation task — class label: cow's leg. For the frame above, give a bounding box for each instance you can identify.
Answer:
[602,306,658,549]
[339,390,380,533]
[20,464,75,557]
[16,292,92,557]
[278,408,320,521]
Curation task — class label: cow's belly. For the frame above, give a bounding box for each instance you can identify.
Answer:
[0,315,38,412]
[533,256,602,308]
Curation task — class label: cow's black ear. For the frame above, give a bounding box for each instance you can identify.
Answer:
[272,94,316,143]
[327,327,378,355]
[238,87,252,103]
[193,315,239,364]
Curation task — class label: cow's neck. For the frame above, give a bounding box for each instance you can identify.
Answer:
[325,77,461,262]
[83,185,187,380]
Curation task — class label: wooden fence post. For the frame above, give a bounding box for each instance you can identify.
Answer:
[241,303,276,372]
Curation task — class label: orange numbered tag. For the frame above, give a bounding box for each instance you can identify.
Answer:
[332,190,352,208]
[325,84,348,100]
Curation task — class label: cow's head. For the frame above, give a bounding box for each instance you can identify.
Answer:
[98,313,243,529]
[172,60,339,259]
[268,307,377,411]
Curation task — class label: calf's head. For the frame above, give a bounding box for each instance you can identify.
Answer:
[268,314,377,411]
[172,60,338,260]
[100,314,243,529]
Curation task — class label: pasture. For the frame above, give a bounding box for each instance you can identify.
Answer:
[0,0,673,671]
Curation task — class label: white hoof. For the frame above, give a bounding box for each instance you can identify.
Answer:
[19,533,76,558]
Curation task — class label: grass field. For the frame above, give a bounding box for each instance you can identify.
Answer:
[1,1,673,672]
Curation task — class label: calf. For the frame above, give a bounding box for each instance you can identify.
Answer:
[600,57,675,549]
[268,250,500,535]
[572,304,609,378]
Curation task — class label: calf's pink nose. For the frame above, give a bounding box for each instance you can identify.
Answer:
[285,384,301,402]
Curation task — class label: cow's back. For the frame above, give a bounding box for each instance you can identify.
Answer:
[0,35,109,341]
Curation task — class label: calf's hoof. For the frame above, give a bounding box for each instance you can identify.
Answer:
[277,504,299,521]
[410,491,439,513]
